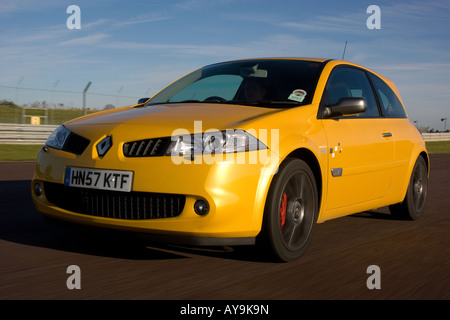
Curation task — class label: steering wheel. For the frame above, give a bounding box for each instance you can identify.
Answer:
[203,96,226,103]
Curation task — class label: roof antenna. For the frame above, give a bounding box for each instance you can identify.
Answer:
[341,41,348,60]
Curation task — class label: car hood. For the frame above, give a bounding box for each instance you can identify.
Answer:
[65,103,282,138]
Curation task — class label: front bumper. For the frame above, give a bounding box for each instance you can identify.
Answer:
[31,145,277,244]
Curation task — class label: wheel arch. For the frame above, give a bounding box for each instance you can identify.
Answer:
[394,149,429,206]
[389,150,429,220]
[285,148,323,212]
[420,151,430,176]
[253,144,326,236]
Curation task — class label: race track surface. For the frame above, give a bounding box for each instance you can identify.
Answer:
[0,155,449,300]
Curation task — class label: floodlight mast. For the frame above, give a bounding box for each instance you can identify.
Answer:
[83,81,92,115]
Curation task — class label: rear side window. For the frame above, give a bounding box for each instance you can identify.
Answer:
[369,73,407,118]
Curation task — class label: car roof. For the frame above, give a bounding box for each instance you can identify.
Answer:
[211,57,331,64]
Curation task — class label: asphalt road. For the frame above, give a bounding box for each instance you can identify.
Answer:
[0,155,449,301]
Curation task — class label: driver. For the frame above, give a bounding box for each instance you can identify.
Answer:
[243,77,267,102]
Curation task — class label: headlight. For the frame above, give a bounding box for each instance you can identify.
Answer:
[44,125,90,155]
[168,129,267,156]
[46,125,71,150]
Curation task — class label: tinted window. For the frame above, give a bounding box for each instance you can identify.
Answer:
[324,67,379,118]
[369,73,407,118]
[169,75,242,102]
[147,60,325,108]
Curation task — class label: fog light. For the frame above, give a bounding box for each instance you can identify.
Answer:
[194,200,209,216]
[34,183,43,196]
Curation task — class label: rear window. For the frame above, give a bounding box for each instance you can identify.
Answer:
[369,73,407,118]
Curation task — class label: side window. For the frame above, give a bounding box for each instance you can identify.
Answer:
[325,67,379,117]
[369,73,407,118]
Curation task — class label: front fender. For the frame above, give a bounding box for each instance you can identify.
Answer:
[251,130,328,231]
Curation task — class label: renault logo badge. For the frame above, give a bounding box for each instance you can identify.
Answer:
[97,136,112,157]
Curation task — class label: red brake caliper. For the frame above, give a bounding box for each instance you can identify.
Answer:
[280,193,287,228]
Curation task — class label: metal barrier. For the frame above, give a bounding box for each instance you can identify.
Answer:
[0,123,449,145]
[422,132,450,142]
[0,123,57,145]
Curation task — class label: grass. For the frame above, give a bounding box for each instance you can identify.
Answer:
[425,141,450,154]
[0,141,449,162]
[0,145,43,161]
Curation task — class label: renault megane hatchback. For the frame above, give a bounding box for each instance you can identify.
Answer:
[32,58,429,261]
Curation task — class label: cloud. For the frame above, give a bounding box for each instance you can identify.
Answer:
[0,17,110,45]
[383,0,450,22]
[374,63,450,72]
[57,33,111,46]
[280,14,366,35]
[173,0,239,10]
[83,18,111,30]
[0,0,60,15]
[100,39,249,58]
[2,25,66,44]
[114,14,171,27]
[98,32,348,63]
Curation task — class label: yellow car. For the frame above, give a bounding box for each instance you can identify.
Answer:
[32,58,429,262]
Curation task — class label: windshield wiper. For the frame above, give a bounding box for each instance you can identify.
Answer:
[143,100,209,106]
[140,101,199,107]
[237,100,302,108]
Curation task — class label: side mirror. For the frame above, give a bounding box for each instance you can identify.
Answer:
[323,98,366,119]
[138,97,150,104]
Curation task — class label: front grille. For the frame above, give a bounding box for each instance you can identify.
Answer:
[63,132,90,155]
[123,137,172,157]
[44,182,185,220]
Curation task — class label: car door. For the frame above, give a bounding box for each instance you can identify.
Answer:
[320,66,394,213]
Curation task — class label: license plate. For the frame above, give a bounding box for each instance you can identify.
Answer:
[64,167,133,192]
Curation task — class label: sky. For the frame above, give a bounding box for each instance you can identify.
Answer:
[1,0,449,130]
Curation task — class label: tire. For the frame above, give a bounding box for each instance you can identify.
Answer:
[261,158,318,262]
[389,156,428,220]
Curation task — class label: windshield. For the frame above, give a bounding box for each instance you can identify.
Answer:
[145,59,326,108]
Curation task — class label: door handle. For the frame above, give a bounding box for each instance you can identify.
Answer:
[382,132,392,138]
